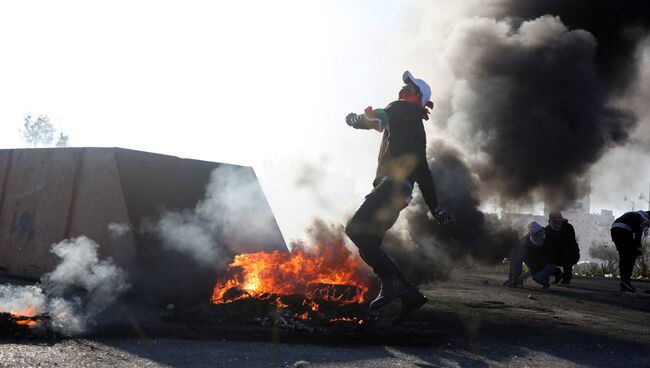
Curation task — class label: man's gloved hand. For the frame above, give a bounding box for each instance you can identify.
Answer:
[346,113,360,127]
[432,207,452,225]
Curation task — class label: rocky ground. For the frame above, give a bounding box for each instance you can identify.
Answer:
[1,268,649,367]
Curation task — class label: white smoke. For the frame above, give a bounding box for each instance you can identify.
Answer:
[0,236,129,336]
[107,222,131,239]
[0,284,46,315]
[156,214,220,264]
[152,165,285,267]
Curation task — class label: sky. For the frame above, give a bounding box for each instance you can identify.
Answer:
[1,0,649,242]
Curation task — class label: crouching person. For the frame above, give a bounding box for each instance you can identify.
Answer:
[546,211,580,285]
[504,222,556,289]
[611,210,650,293]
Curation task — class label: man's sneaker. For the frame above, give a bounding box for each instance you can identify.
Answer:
[370,277,408,311]
[559,279,571,285]
[392,287,427,326]
[620,280,636,293]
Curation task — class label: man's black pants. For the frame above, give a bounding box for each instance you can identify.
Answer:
[611,227,641,282]
[555,250,580,282]
[345,179,410,284]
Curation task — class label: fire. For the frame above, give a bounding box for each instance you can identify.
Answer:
[211,224,371,318]
[12,306,38,317]
[0,305,41,327]
[329,317,365,325]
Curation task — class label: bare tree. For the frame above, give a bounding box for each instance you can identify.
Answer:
[20,115,55,147]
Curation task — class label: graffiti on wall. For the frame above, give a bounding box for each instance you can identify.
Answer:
[9,210,36,241]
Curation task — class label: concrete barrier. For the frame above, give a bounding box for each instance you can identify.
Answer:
[0,148,287,290]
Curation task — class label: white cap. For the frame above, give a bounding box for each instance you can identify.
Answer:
[402,71,431,107]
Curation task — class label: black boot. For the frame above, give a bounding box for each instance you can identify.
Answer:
[392,287,427,325]
[370,277,408,311]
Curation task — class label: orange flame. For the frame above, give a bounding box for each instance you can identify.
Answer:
[0,306,41,327]
[330,317,364,325]
[211,225,371,309]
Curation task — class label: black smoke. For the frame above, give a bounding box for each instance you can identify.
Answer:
[500,0,650,96]
[384,140,519,284]
[443,13,639,205]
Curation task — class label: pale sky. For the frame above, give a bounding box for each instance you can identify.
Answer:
[1,1,648,242]
[0,0,412,241]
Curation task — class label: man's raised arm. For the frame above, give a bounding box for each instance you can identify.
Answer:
[345,107,388,132]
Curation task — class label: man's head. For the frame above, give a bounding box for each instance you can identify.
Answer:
[528,221,546,246]
[548,210,564,231]
[401,71,431,107]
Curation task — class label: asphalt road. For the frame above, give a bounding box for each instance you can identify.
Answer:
[1,268,649,368]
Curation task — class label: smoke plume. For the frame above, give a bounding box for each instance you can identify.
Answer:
[151,165,284,268]
[443,14,635,205]
[0,236,129,336]
[498,0,650,96]
[384,140,519,283]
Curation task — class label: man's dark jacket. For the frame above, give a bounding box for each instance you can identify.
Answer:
[613,211,650,246]
[545,220,580,265]
[352,100,439,211]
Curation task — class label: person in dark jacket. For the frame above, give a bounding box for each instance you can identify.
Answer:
[344,71,451,319]
[611,210,650,292]
[504,222,556,289]
[546,211,580,285]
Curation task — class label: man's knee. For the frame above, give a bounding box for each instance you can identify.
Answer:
[344,218,359,242]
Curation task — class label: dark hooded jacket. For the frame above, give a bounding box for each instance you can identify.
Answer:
[612,211,650,246]
[545,220,580,265]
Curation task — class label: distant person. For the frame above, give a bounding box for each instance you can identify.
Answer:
[504,222,556,289]
[611,210,650,292]
[546,211,580,285]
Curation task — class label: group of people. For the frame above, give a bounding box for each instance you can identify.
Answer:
[503,211,580,289]
[505,210,649,293]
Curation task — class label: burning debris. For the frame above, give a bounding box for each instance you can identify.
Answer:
[0,311,49,338]
[0,303,47,336]
[0,236,129,337]
[206,220,375,328]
